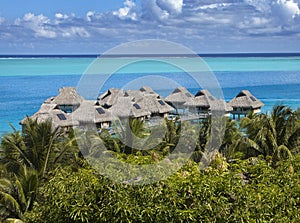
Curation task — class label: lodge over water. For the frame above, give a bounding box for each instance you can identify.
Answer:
[20,86,264,130]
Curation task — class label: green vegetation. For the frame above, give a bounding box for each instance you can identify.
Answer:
[0,105,300,222]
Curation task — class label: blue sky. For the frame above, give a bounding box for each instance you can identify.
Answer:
[0,0,300,54]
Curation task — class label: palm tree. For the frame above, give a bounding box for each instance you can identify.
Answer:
[0,118,77,178]
[219,117,244,159]
[98,118,150,154]
[158,117,181,155]
[0,118,78,220]
[0,166,38,221]
[239,105,300,163]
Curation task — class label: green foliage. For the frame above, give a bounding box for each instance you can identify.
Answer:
[0,166,38,221]
[0,118,78,177]
[1,105,300,222]
[24,154,300,222]
[238,105,300,163]
[0,119,78,221]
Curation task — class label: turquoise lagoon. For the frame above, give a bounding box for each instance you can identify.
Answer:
[0,55,299,135]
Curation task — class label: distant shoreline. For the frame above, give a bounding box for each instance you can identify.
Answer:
[1,52,300,58]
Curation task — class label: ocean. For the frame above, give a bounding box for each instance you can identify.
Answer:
[0,54,300,136]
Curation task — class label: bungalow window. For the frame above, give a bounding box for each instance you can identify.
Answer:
[57,114,67,120]
[133,103,141,109]
[158,100,166,106]
[250,96,257,102]
[96,107,105,114]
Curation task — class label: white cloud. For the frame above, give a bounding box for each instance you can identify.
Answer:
[113,0,137,20]
[13,12,92,39]
[272,0,300,23]
[142,0,184,21]
[54,13,70,25]
[61,27,90,38]
[156,0,183,14]
[186,14,232,25]
[142,0,169,20]
[86,11,95,22]
[245,0,272,12]
[1,0,300,53]
[15,13,57,38]
[22,13,50,23]
[195,3,232,10]
[245,0,300,24]
[238,17,270,29]
[55,13,69,20]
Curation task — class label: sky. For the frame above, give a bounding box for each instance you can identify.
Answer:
[0,0,300,54]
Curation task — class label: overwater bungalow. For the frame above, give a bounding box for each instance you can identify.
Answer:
[20,103,78,130]
[97,88,124,108]
[165,87,194,114]
[20,86,264,134]
[184,89,213,115]
[109,96,151,120]
[50,87,84,113]
[136,95,174,118]
[99,87,171,119]
[229,90,264,119]
[183,89,233,118]
[71,100,114,129]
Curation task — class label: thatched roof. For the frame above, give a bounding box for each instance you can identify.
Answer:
[20,103,78,128]
[140,86,159,97]
[109,97,133,118]
[184,89,213,107]
[44,97,55,104]
[165,87,194,104]
[52,87,84,106]
[229,90,264,109]
[131,102,151,118]
[109,97,150,118]
[224,101,233,112]
[136,95,174,114]
[47,110,78,128]
[71,100,114,124]
[125,87,160,100]
[184,90,233,113]
[124,90,144,100]
[98,88,124,107]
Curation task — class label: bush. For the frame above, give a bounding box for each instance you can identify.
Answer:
[24,155,300,222]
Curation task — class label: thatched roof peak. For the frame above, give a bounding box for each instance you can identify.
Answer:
[172,87,188,94]
[165,87,194,104]
[140,86,154,93]
[184,89,215,107]
[124,90,144,100]
[98,88,125,107]
[195,89,211,97]
[229,90,264,109]
[140,86,159,97]
[52,87,84,106]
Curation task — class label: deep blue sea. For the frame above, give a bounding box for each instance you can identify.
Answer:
[0,54,300,136]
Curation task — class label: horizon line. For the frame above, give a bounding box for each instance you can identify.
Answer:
[1,52,300,58]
